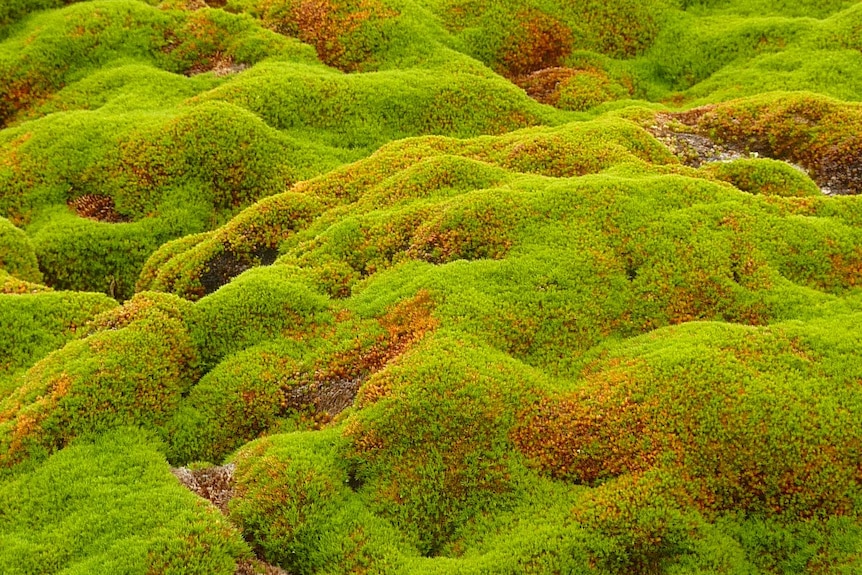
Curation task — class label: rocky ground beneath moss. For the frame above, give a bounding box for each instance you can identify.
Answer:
[233,559,291,575]
[171,464,236,514]
[649,112,746,167]
[647,110,840,195]
[171,464,291,575]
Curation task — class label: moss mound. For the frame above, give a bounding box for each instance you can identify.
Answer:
[701,157,822,197]
[0,289,117,379]
[515,318,862,517]
[0,427,249,574]
[0,216,40,282]
[0,292,198,472]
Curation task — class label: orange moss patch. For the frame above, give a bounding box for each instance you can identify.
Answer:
[257,0,397,71]
[512,359,661,484]
[284,290,439,416]
[498,10,573,79]
[1,373,73,468]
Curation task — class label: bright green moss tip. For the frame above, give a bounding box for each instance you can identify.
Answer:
[0,216,40,282]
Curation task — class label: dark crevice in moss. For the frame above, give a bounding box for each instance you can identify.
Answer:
[200,246,279,295]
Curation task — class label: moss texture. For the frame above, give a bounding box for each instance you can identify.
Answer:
[3,0,862,573]
[0,428,249,574]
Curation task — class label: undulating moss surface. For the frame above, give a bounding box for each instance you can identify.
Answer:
[3,0,862,573]
[0,427,249,574]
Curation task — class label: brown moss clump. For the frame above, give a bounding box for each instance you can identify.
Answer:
[514,67,579,106]
[171,463,236,514]
[253,0,398,71]
[516,67,629,111]
[498,10,573,79]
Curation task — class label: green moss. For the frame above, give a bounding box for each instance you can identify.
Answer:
[0,289,117,377]
[229,427,414,573]
[0,0,310,125]
[701,158,821,197]
[139,191,324,299]
[0,269,50,295]
[0,292,198,472]
[0,216,40,282]
[0,427,249,574]
[555,70,630,112]
[192,60,559,150]
[516,317,862,518]
[343,333,541,555]
[4,0,862,572]
[679,0,857,18]
[171,289,438,464]
[191,265,333,369]
[28,208,205,300]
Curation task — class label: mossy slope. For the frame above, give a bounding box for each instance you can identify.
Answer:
[0,428,249,574]
[3,0,862,573]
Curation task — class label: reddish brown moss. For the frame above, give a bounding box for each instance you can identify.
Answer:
[512,359,662,484]
[255,0,398,71]
[497,10,573,79]
[67,194,128,223]
[515,67,579,106]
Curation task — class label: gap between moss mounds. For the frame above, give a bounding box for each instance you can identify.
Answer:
[171,464,290,575]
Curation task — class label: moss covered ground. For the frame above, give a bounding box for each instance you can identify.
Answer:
[2,0,862,573]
